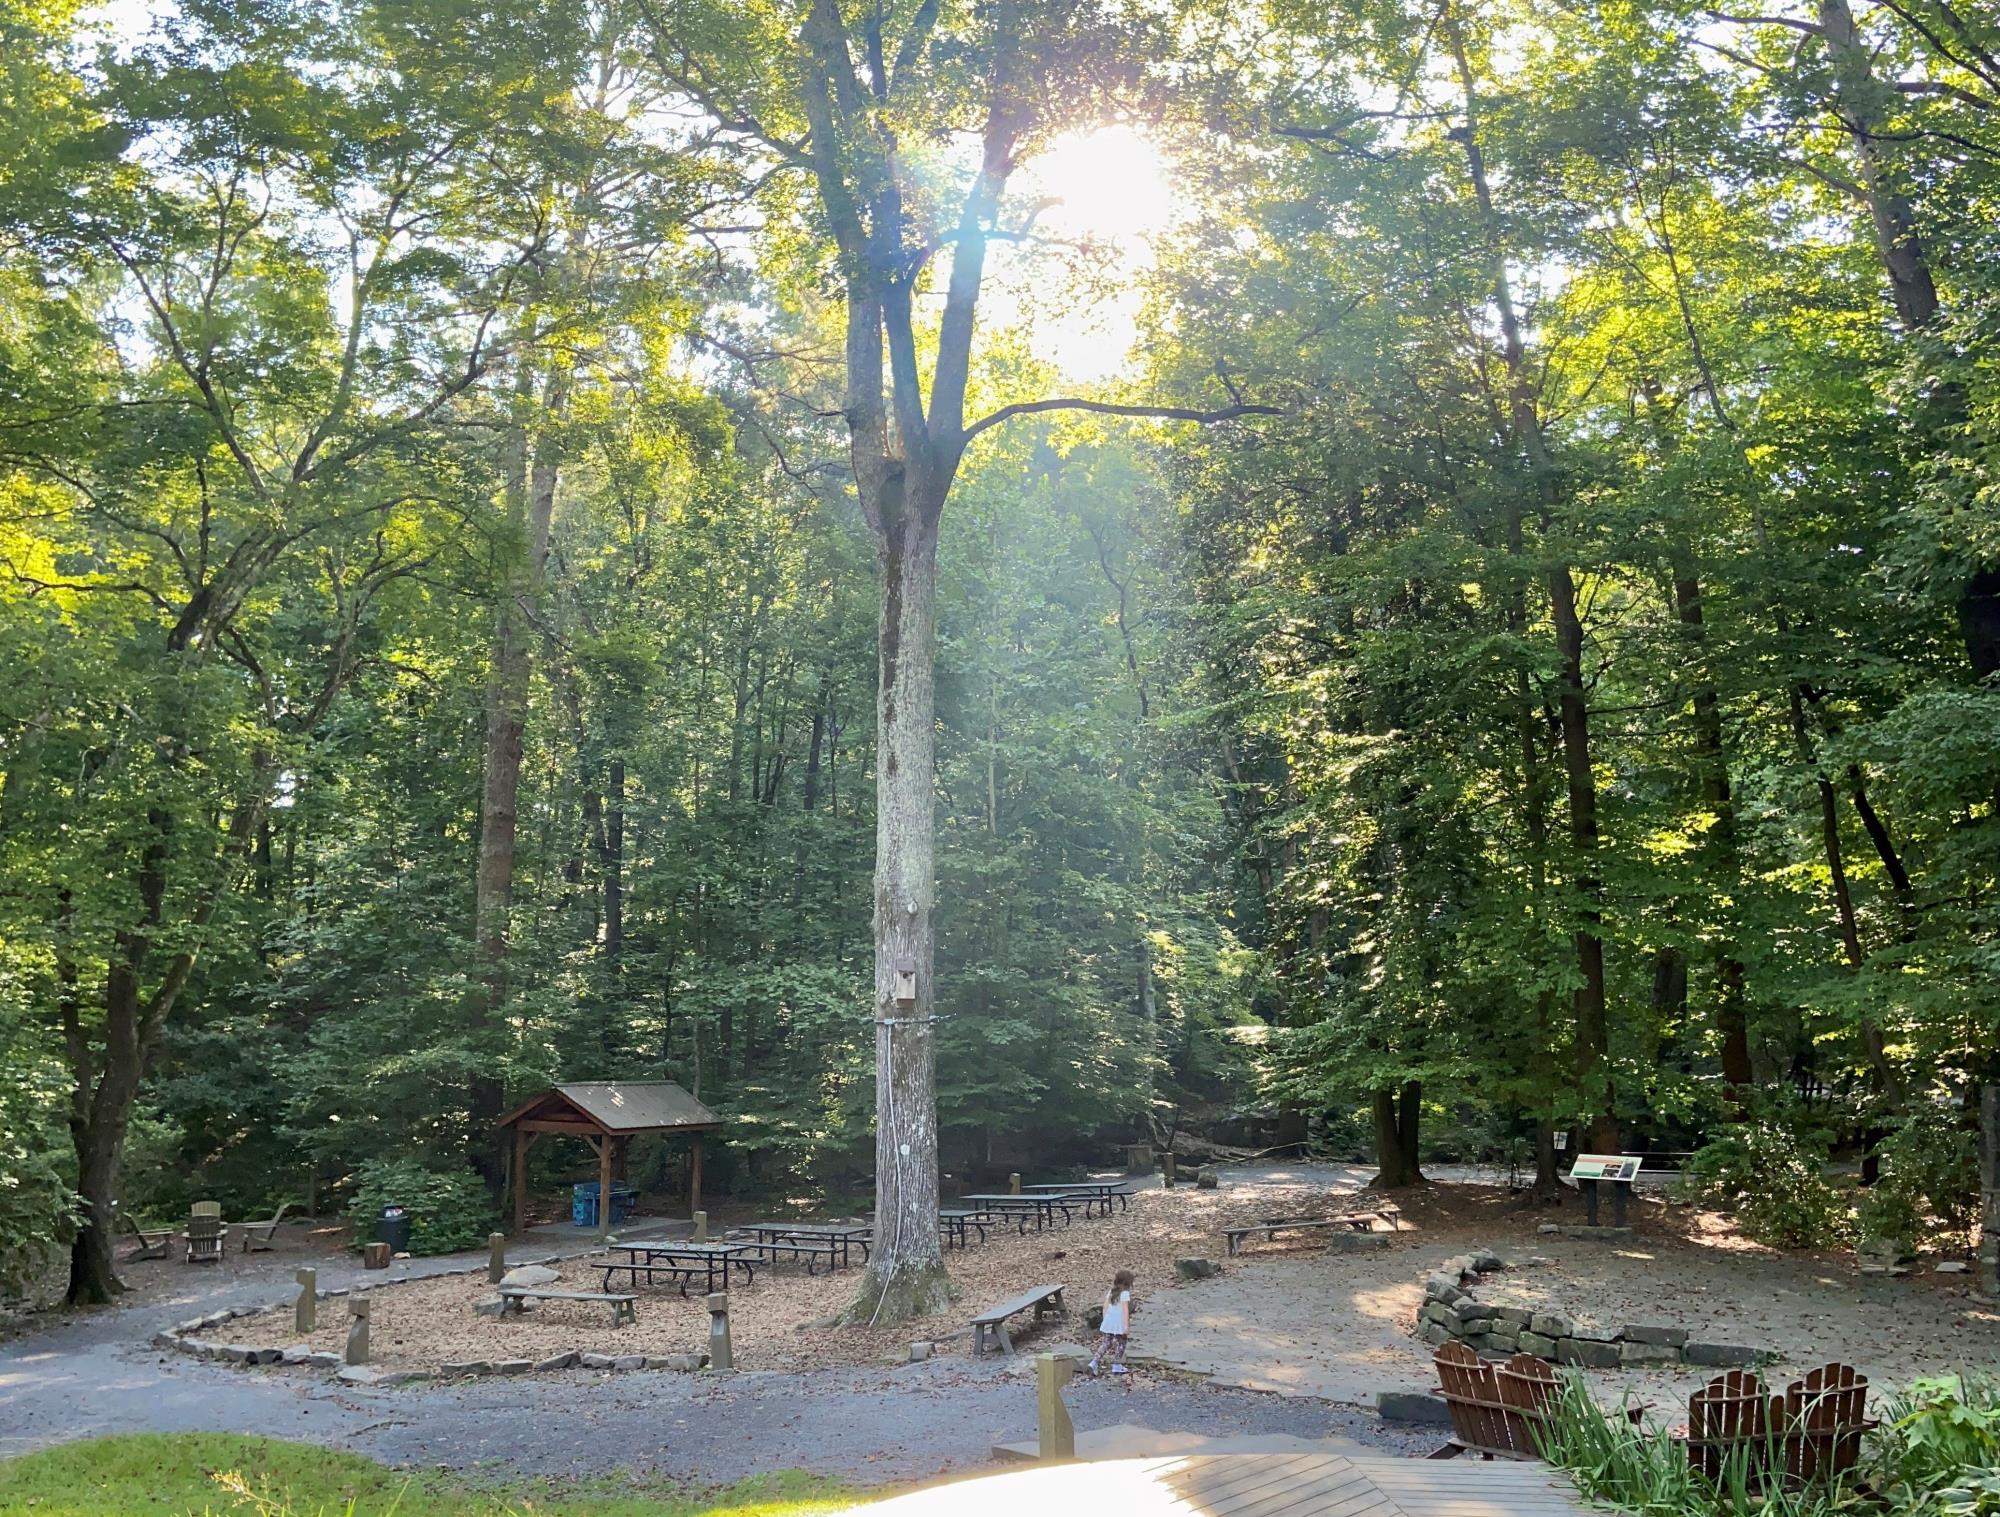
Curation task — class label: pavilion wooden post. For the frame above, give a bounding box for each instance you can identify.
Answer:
[513,1127,530,1237]
[690,1135,704,1217]
[596,1133,614,1241]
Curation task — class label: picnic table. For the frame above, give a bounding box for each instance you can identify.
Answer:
[1223,1207,1401,1256]
[1020,1181,1132,1216]
[961,1194,1076,1232]
[601,1242,757,1296]
[938,1208,991,1249]
[739,1222,873,1272]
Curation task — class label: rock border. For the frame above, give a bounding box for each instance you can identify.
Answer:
[1413,1248,1775,1371]
[149,1253,708,1384]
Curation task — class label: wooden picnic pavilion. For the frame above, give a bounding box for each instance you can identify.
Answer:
[497,1081,722,1237]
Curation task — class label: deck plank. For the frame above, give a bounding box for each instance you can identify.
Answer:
[855,1452,1588,1517]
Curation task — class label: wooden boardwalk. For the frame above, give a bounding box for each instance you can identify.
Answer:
[859,1453,1587,1517]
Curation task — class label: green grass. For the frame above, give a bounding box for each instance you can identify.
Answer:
[0,1435,856,1517]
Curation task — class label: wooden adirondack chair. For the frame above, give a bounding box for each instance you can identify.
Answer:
[1780,1364,1875,1484]
[117,1208,173,1262]
[186,1203,227,1264]
[1432,1345,1643,1461]
[238,1201,291,1252]
[1431,1342,1542,1458]
[1683,1364,1874,1486]
[1686,1370,1776,1481]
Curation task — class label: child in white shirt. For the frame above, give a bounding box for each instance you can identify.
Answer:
[1090,1269,1136,1375]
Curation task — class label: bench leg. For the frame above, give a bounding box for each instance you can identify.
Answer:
[996,1323,1013,1357]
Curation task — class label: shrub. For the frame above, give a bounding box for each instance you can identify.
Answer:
[1679,1119,1851,1250]
[344,1158,495,1256]
[1860,1116,1980,1250]
[1877,1375,2000,1501]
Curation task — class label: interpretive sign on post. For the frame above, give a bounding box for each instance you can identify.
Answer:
[1569,1154,1640,1183]
[1569,1153,1640,1226]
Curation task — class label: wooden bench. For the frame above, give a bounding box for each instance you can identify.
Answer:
[971,1283,1066,1357]
[499,1286,637,1326]
[1224,1207,1400,1255]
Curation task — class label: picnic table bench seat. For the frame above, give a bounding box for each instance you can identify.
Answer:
[1223,1207,1401,1255]
[959,1195,1078,1232]
[745,1237,847,1273]
[970,1283,1067,1357]
[938,1209,990,1248]
[499,1285,637,1326]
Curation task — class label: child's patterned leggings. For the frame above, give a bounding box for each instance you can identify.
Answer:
[1094,1332,1127,1365]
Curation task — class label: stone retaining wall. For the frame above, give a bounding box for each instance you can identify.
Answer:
[149,1255,708,1383]
[1413,1248,1773,1371]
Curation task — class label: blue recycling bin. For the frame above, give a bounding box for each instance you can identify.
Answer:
[570,1181,638,1227]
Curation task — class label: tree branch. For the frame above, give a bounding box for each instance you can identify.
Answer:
[960,397,1280,443]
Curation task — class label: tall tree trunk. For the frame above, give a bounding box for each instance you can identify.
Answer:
[1549,564,1617,1150]
[1816,0,1940,333]
[852,482,951,1322]
[1813,0,2000,671]
[602,757,624,965]
[470,368,567,1169]
[1669,556,1755,1098]
[1448,10,1614,1147]
[1371,1084,1426,1188]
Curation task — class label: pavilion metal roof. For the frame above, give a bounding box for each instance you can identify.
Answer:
[496,1080,721,1135]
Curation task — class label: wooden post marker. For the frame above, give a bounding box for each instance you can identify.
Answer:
[1162,1153,1176,1188]
[487,1233,507,1283]
[345,1295,371,1366]
[1981,1086,2000,1296]
[294,1267,316,1334]
[692,1209,708,1243]
[707,1292,733,1371]
[1036,1353,1075,1460]
[1009,1172,1022,1196]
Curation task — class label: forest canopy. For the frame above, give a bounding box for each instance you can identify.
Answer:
[1,0,1996,1311]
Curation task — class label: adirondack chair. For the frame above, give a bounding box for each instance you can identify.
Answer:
[1780,1364,1875,1484]
[1686,1369,1773,1481]
[238,1201,291,1252]
[1432,1344,1642,1460]
[117,1208,173,1262]
[1683,1364,1874,1487]
[1432,1343,1541,1458]
[186,1202,227,1264]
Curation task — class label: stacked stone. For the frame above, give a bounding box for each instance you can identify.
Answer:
[1413,1251,1770,1370]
